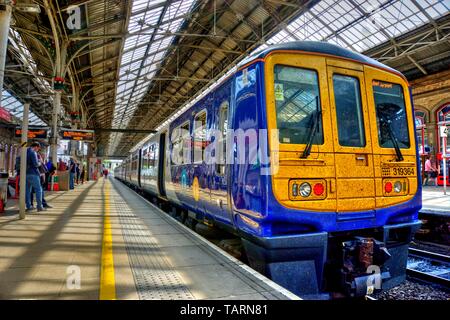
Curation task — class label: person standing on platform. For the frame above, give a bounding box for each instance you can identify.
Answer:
[25,142,45,212]
[58,158,66,171]
[69,158,76,189]
[103,168,109,179]
[80,163,85,184]
[75,162,81,185]
[31,151,53,209]
[423,155,437,186]
[45,157,56,193]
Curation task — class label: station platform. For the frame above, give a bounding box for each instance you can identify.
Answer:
[421,186,450,215]
[0,178,299,300]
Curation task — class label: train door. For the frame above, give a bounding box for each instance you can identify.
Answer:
[327,64,376,213]
[207,96,232,224]
[158,132,167,197]
[138,150,142,188]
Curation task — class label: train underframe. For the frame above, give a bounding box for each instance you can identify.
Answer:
[118,178,421,299]
[242,220,421,299]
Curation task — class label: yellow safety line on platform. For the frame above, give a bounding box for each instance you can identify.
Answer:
[100,181,116,300]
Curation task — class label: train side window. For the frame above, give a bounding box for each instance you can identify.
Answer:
[216,101,228,175]
[142,147,149,172]
[194,110,207,163]
[333,74,366,147]
[172,122,190,165]
[149,144,156,172]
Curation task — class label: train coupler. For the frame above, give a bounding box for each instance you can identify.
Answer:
[340,237,391,297]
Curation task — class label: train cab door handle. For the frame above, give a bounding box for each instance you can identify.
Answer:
[355,154,368,166]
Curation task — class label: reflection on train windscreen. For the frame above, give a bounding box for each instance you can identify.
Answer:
[373,80,410,149]
[274,65,323,145]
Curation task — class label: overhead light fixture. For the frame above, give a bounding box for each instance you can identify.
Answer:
[14,3,41,13]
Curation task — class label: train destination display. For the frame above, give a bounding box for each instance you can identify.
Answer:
[60,129,94,141]
[15,127,48,139]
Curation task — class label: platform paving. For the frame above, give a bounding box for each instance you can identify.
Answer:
[421,186,450,214]
[0,178,298,300]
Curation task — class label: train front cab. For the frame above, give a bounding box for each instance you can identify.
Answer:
[241,51,422,298]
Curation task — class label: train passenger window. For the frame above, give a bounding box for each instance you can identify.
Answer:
[273,65,323,145]
[149,144,156,170]
[142,147,149,172]
[216,102,228,175]
[194,111,207,163]
[172,122,190,165]
[373,81,410,149]
[333,74,366,147]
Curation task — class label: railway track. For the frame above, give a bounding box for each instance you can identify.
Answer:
[407,248,450,289]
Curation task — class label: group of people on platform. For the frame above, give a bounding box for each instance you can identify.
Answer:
[422,155,450,186]
[14,142,86,212]
[56,158,85,189]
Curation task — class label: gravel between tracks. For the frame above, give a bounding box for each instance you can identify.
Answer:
[372,280,450,300]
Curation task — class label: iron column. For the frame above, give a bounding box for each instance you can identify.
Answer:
[0,3,13,99]
[19,102,30,219]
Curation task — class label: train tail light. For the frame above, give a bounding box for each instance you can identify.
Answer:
[384,182,393,193]
[313,183,325,196]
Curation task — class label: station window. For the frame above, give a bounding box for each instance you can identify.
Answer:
[415,110,428,155]
[273,65,323,145]
[436,103,450,154]
[194,110,207,163]
[373,80,410,149]
[333,74,366,147]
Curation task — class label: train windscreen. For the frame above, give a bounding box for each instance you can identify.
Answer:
[373,80,410,149]
[273,65,323,145]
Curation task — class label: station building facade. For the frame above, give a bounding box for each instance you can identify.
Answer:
[412,69,450,176]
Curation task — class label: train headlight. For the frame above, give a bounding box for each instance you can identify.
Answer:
[394,181,402,193]
[299,182,311,197]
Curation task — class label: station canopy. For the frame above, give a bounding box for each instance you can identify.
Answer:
[5,0,450,156]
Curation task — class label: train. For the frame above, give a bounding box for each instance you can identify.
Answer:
[114,41,422,298]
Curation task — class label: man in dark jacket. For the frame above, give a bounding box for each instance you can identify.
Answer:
[25,142,45,212]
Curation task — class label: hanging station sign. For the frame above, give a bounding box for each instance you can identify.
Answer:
[15,127,49,139]
[60,128,94,141]
[0,107,12,123]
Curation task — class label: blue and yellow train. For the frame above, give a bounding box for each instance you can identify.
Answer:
[115,41,422,298]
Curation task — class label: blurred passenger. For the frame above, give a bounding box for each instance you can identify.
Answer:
[423,155,437,186]
[69,159,76,189]
[31,152,52,209]
[58,158,66,171]
[25,142,45,212]
[81,164,86,183]
[76,163,81,185]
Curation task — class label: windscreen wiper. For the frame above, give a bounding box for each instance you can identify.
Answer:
[301,96,321,159]
[381,117,404,162]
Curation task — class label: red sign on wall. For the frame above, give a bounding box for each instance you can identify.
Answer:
[0,107,12,123]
